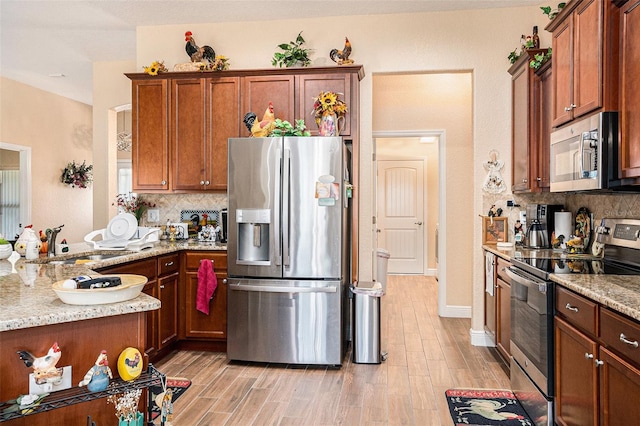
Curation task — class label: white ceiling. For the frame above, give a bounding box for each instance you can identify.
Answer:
[0,0,543,105]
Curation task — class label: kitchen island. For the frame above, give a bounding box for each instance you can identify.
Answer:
[1,241,227,425]
[0,260,160,425]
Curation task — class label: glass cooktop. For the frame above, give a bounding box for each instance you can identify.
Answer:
[513,257,640,275]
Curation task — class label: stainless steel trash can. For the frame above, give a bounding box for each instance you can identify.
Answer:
[352,281,383,364]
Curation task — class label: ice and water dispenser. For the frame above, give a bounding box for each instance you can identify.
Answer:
[236,209,270,264]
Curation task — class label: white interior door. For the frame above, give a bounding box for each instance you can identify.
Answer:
[377,159,425,274]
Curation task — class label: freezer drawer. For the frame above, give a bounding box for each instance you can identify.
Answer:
[227,279,344,365]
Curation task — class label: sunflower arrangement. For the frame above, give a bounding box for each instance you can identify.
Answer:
[312,91,348,127]
[143,60,168,76]
[199,55,231,71]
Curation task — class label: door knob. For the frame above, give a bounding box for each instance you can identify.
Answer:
[415,222,423,225]
[376,229,381,233]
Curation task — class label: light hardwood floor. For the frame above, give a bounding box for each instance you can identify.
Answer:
[154,275,510,425]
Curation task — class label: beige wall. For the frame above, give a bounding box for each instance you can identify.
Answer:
[374,72,473,281]
[91,6,552,331]
[0,77,93,243]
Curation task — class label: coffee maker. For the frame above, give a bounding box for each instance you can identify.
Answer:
[525,204,564,248]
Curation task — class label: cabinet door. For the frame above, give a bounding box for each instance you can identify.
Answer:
[158,272,179,348]
[241,75,295,132]
[484,253,496,339]
[511,56,532,192]
[572,0,603,119]
[205,77,240,191]
[298,73,352,136]
[599,346,640,426]
[184,271,227,339]
[171,78,207,191]
[555,317,598,426]
[141,280,159,358]
[496,276,511,360]
[619,0,640,180]
[132,79,170,191]
[552,14,574,127]
[535,61,553,190]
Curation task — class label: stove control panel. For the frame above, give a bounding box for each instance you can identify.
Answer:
[597,218,640,249]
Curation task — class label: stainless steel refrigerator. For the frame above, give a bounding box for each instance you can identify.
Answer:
[226,136,351,366]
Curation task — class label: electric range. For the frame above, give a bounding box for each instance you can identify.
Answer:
[507,217,640,426]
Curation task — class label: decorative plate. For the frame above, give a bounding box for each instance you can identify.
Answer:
[105,213,138,241]
[574,207,591,250]
[117,347,143,381]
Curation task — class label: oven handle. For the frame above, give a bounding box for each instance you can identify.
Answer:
[505,266,548,293]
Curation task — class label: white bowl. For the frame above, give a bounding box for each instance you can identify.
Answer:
[0,244,13,259]
[52,274,147,305]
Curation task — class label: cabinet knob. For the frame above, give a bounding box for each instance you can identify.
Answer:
[205,180,210,186]
[522,178,528,183]
[161,180,167,185]
[564,104,577,112]
[595,359,604,367]
[164,261,174,267]
[415,222,422,226]
[160,285,165,289]
[620,333,639,349]
[585,352,594,360]
[223,279,227,284]
[565,303,579,313]
[536,177,542,181]
[200,180,205,185]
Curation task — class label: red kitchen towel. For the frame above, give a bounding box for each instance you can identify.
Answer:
[196,259,217,315]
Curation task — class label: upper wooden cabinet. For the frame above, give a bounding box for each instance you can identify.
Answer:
[127,65,364,193]
[546,0,619,127]
[170,77,240,191]
[131,79,170,191]
[619,0,640,180]
[509,49,551,192]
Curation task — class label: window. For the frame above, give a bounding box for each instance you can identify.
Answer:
[0,170,20,239]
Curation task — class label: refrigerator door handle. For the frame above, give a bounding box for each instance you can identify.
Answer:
[274,147,282,266]
[283,147,291,266]
[229,283,337,293]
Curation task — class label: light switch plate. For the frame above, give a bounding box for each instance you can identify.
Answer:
[147,209,160,223]
[29,365,72,394]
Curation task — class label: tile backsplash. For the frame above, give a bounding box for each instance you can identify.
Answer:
[138,193,227,226]
[484,191,640,242]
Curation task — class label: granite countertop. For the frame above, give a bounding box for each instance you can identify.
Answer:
[482,244,640,322]
[0,241,227,332]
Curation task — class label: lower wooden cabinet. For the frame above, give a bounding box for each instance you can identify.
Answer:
[555,285,640,425]
[157,253,179,350]
[483,251,511,363]
[98,258,160,358]
[181,251,228,340]
[554,316,598,426]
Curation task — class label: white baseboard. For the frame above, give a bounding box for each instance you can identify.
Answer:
[470,328,496,347]
[439,304,471,318]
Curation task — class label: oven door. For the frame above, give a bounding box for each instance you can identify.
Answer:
[505,266,555,426]
[505,266,555,396]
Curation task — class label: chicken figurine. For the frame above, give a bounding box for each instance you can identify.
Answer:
[185,31,215,65]
[330,37,354,65]
[79,350,113,392]
[243,102,276,137]
[17,342,62,383]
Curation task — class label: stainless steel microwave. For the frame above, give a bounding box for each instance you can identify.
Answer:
[550,111,618,192]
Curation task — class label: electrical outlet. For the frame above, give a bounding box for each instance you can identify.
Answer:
[147,209,160,223]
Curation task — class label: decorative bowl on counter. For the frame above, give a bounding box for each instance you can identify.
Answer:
[52,274,147,305]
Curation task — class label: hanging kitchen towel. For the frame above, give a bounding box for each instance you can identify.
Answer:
[485,252,495,296]
[196,259,217,315]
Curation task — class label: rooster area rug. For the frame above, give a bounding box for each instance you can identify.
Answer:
[445,389,535,426]
[150,377,192,422]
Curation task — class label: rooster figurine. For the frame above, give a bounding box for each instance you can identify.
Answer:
[79,350,113,392]
[185,31,215,65]
[17,342,62,382]
[330,37,353,65]
[243,102,276,137]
